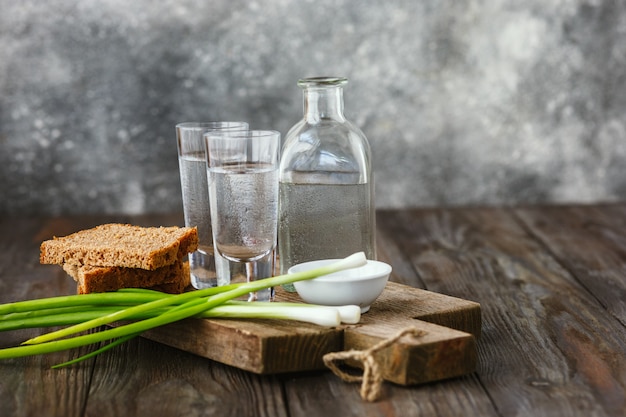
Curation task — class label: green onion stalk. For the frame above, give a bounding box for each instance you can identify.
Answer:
[0,302,361,332]
[0,252,367,366]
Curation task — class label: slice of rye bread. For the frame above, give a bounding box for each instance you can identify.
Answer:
[63,261,191,294]
[40,224,198,270]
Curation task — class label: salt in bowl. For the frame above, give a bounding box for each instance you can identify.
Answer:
[289,259,392,313]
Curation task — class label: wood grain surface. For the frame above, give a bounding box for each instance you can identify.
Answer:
[135,281,480,383]
[1,204,625,416]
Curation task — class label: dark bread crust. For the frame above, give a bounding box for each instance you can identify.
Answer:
[64,261,191,294]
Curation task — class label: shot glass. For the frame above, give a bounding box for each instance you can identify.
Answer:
[176,122,248,289]
[204,130,280,301]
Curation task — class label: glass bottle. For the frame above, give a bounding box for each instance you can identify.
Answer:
[278,77,376,288]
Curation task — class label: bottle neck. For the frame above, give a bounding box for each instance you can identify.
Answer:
[303,86,346,123]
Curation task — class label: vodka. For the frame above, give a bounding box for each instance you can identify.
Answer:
[278,181,375,272]
[178,152,217,285]
[176,121,249,289]
[209,164,278,262]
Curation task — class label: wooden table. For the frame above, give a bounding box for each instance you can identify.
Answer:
[1,204,625,417]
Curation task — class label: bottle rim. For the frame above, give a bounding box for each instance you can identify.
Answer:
[298,77,348,88]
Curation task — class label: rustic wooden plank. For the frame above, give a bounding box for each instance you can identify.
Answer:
[135,282,480,384]
[281,282,481,385]
[281,372,500,417]
[375,210,428,289]
[138,315,344,374]
[378,207,626,416]
[83,334,289,417]
[0,351,94,417]
[514,204,626,326]
[342,282,479,385]
[0,217,97,417]
[362,278,481,338]
[344,320,476,386]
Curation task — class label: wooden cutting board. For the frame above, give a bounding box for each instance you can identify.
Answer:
[137,282,481,386]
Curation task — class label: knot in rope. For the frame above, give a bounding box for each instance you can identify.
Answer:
[323,327,426,402]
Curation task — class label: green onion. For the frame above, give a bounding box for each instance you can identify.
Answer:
[0,302,359,331]
[239,301,362,325]
[0,292,168,315]
[0,252,367,364]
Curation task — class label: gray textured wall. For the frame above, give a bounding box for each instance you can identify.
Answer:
[1,0,625,215]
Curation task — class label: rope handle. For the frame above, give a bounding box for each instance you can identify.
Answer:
[322,327,426,402]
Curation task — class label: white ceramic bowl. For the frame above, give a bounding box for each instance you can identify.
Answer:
[289,259,392,313]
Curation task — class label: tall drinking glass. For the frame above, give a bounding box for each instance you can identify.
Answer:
[176,122,248,289]
[205,130,280,302]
